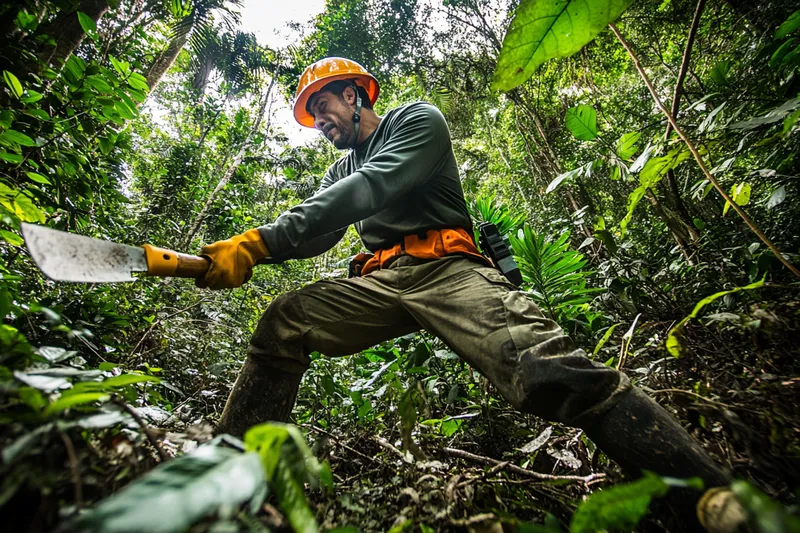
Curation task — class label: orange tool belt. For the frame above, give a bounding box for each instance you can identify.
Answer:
[349,228,490,277]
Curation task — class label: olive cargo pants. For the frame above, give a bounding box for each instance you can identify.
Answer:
[218,254,729,530]
[246,255,630,425]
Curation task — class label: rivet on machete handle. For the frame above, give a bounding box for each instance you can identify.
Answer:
[141,244,210,278]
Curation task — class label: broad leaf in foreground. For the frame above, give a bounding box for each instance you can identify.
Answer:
[245,423,332,533]
[493,0,635,91]
[571,472,702,532]
[68,441,266,533]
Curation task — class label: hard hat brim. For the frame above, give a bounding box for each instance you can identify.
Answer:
[293,73,379,128]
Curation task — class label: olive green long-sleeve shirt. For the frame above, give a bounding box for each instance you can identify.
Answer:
[258,102,472,260]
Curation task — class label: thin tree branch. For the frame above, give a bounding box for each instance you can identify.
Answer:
[111,395,169,462]
[609,23,800,280]
[303,424,381,465]
[60,431,83,510]
[666,0,706,139]
[442,447,604,484]
[663,0,707,236]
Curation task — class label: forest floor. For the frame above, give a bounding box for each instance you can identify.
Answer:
[4,294,799,532]
[294,298,800,532]
[154,294,800,532]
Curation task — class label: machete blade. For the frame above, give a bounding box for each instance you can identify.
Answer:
[21,223,148,283]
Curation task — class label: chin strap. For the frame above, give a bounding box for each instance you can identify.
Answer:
[351,83,363,148]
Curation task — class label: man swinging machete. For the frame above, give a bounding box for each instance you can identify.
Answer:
[197,57,731,529]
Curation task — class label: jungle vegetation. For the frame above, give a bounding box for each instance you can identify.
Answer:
[0,0,799,531]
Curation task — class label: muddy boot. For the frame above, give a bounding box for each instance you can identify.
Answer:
[584,387,730,531]
[215,356,303,438]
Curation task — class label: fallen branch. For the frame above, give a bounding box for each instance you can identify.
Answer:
[609,23,800,280]
[376,436,412,463]
[457,460,511,488]
[111,394,169,462]
[442,447,604,484]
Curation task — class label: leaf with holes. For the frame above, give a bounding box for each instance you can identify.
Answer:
[493,0,634,91]
[565,105,598,140]
[616,132,641,160]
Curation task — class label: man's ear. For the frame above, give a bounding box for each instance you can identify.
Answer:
[343,86,357,106]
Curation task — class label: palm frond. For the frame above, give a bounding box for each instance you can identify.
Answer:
[469,193,526,236]
[509,226,603,321]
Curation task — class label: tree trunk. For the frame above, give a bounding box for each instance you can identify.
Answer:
[145,29,190,92]
[660,0,705,243]
[192,55,215,95]
[35,0,109,71]
[182,76,276,249]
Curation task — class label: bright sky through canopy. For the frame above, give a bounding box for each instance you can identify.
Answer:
[239,0,327,145]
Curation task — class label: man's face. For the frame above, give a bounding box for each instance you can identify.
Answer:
[308,88,357,149]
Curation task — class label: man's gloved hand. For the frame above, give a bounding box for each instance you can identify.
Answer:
[197,229,269,290]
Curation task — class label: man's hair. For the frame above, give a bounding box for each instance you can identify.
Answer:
[306,79,373,115]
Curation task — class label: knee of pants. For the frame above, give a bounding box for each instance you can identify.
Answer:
[516,337,631,425]
[247,291,311,374]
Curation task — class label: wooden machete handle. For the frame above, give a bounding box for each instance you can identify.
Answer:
[141,244,210,279]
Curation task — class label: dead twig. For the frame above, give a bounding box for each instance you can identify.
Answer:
[650,388,763,415]
[442,447,604,484]
[303,424,381,465]
[456,460,511,488]
[375,436,412,462]
[59,431,83,510]
[111,394,169,462]
[129,299,209,358]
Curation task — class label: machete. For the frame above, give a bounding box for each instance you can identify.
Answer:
[21,223,210,283]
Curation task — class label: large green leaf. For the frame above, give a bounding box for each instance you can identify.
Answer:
[492,0,635,91]
[729,98,800,130]
[3,70,23,99]
[616,131,641,160]
[775,10,800,39]
[619,146,693,234]
[68,441,266,533]
[77,11,97,35]
[723,182,751,216]
[565,105,598,140]
[571,472,669,533]
[0,129,36,148]
[732,480,800,532]
[245,423,328,533]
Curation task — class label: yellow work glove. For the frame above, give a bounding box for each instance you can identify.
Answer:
[197,229,269,290]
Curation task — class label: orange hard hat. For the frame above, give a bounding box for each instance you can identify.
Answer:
[293,57,380,127]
